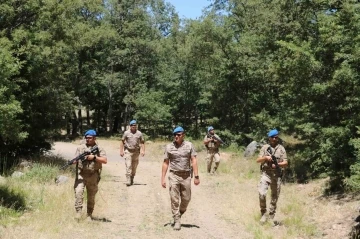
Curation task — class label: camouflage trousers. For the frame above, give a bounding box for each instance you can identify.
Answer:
[124,150,140,178]
[258,171,282,215]
[169,171,191,220]
[74,171,100,213]
[206,150,220,173]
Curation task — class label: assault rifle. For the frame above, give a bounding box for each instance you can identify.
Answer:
[207,133,227,146]
[266,146,282,176]
[61,145,99,170]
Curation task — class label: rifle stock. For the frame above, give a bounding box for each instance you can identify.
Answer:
[61,145,99,170]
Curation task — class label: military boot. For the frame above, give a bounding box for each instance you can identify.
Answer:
[75,211,82,221]
[212,162,219,174]
[86,208,93,222]
[126,176,131,186]
[207,164,211,174]
[173,217,181,231]
[75,207,82,221]
[211,167,217,175]
[260,213,267,224]
[130,176,134,185]
[268,213,275,222]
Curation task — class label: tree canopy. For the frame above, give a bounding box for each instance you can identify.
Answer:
[1,0,360,191]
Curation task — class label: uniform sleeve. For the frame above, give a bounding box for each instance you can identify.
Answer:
[280,146,287,161]
[203,135,208,141]
[140,132,145,143]
[98,146,107,157]
[163,145,170,160]
[121,131,127,141]
[190,143,197,157]
[258,145,267,158]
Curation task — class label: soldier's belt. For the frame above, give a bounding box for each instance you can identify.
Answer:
[170,170,191,176]
[125,148,140,153]
[207,148,218,151]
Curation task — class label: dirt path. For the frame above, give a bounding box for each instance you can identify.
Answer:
[50,141,252,239]
[3,140,357,239]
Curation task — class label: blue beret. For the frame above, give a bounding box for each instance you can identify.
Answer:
[268,129,279,137]
[207,126,214,132]
[129,120,136,125]
[84,129,97,136]
[173,126,184,134]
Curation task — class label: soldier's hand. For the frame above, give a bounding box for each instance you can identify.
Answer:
[120,152,124,157]
[141,152,145,157]
[265,156,272,162]
[194,178,200,186]
[161,179,166,188]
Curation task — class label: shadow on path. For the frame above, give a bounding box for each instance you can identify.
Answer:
[92,216,112,223]
[163,222,200,229]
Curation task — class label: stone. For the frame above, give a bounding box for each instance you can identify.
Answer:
[244,141,259,158]
[55,175,69,185]
[11,171,24,178]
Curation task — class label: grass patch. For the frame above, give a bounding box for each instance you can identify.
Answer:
[18,163,60,183]
[0,182,28,225]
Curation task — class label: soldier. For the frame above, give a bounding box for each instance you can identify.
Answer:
[203,126,222,174]
[120,120,145,186]
[256,129,288,224]
[74,129,107,221]
[161,126,200,231]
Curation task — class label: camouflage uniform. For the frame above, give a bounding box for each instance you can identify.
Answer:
[74,144,106,216]
[258,144,287,217]
[164,141,197,221]
[122,129,145,182]
[204,133,221,173]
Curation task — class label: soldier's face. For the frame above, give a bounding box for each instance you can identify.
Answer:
[130,124,137,132]
[85,136,96,146]
[209,129,214,135]
[174,132,184,144]
[269,135,278,145]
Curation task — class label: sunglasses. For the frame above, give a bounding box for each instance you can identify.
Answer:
[173,133,183,137]
[271,136,278,139]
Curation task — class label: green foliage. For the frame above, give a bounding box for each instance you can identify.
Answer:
[0,184,27,211]
[19,163,59,183]
[134,91,171,121]
[0,0,360,192]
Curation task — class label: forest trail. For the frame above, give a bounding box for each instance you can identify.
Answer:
[49,140,252,239]
[1,139,358,239]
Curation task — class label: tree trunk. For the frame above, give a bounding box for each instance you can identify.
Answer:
[108,86,113,132]
[112,116,119,133]
[86,107,90,126]
[78,108,83,134]
[66,112,71,135]
[71,111,79,136]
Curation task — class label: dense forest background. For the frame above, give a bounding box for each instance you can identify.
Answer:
[1,0,360,191]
